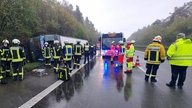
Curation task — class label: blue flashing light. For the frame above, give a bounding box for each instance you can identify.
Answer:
[116,50,118,53]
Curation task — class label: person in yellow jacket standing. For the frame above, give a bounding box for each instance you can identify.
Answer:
[10,39,26,81]
[125,40,135,73]
[166,33,192,89]
[63,41,73,73]
[52,40,62,73]
[0,39,11,84]
[144,36,165,82]
[42,42,51,67]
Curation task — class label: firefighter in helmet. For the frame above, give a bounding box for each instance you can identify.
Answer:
[0,39,11,84]
[42,42,51,67]
[110,41,116,64]
[84,42,90,64]
[125,40,135,73]
[10,39,25,81]
[144,36,165,83]
[52,40,62,73]
[62,40,73,73]
[73,40,83,69]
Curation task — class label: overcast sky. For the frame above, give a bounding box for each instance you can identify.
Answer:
[67,0,191,38]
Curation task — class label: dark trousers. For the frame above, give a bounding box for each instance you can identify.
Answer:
[64,60,72,72]
[73,55,81,69]
[45,58,51,66]
[170,65,188,86]
[12,62,23,80]
[145,64,159,81]
[84,53,89,64]
[1,61,11,76]
[54,58,60,73]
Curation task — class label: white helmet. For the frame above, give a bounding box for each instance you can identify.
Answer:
[54,40,59,44]
[12,39,20,44]
[118,41,123,44]
[45,42,48,45]
[153,36,162,42]
[131,40,136,43]
[2,39,9,44]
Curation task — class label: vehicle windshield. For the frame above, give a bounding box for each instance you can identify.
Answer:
[102,37,122,50]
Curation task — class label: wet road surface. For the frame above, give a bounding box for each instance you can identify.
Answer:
[32,51,192,108]
[1,51,192,108]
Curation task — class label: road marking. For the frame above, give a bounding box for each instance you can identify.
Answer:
[19,57,95,108]
[137,66,146,73]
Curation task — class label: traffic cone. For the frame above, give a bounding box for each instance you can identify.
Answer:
[135,56,140,67]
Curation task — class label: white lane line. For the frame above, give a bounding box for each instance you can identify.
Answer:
[137,66,146,73]
[19,56,95,108]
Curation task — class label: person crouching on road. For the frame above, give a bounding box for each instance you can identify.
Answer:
[125,40,135,73]
[42,42,51,67]
[166,33,192,89]
[0,39,11,84]
[62,41,73,73]
[84,42,90,64]
[144,36,166,83]
[52,40,62,73]
[10,39,26,81]
[58,61,70,81]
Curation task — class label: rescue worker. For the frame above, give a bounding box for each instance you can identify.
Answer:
[84,42,90,64]
[90,45,94,59]
[117,41,126,67]
[42,42,51,67]
[166,33,192,89]
[52,40,62,73]
[73,40,83,69]
[144,36,166,82]
[10,39,25,81]
[110,41,116,64]
[63,41,73,73]
[0,39,11,84]
[125,40,135,73]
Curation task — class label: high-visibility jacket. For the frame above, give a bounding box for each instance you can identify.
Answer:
[167,38,192,66]
[42,46,51,58]
[0,46,11,61]
[74,44,83,55]
[63,44,73,60]
[52,45,61,59]
[126,44,135,58]
[121,45,126,54]
[10,46,25,62]
[84,45,89,53]
[144,42,165,64]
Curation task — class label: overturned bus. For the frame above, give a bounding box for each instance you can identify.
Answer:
[28,34,88,62]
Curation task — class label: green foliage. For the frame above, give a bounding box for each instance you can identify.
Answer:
[0,0,100,44]
[128,1,192,47]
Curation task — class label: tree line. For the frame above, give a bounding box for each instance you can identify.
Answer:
[0,0,100,44]
[128,2,192,47]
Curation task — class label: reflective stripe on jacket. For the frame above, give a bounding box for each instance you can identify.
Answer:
[42,46,51,58]
[167,38,192,66]
[144,42,165,64]
[63,44,73,60]
[53,45,61,59]
[10,46,24,62]
[74,44,82,55]
[126,44,135,57]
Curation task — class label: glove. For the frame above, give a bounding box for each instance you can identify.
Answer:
[167,56,170,60]
[144,58,147,60]
[161,60,165,63]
